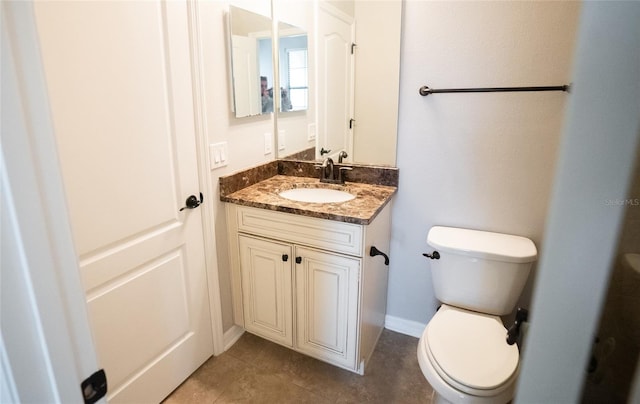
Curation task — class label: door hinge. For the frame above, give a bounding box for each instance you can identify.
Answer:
[81,369,107,404]
[351,43,357,54]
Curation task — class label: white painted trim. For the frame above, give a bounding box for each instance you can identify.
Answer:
[318,1,354,25]
[1,322,20,404]
[2,3,101,401]
[187,0,225,356]
[516,4,640,402]
[384,315,426,338]
[223,326,245,351]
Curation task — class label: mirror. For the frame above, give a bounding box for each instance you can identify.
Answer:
[228,6,274,117]
[277,22,308,113]
[275,0,403,166]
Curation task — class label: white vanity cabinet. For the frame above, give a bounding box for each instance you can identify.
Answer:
[226,203,392,374]
[238,235,294,347]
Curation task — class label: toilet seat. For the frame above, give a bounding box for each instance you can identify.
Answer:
[425,305,519,397]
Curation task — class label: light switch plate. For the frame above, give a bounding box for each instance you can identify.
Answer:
[307,123,316,141]
[264,133,273,155]
[278,130,286,151]
[209,142,228,169]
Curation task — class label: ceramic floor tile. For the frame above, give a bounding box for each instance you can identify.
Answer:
[162,354,251,404]
[224,332,271,364]
[252,340,360,400]
[164,329,433,404]
[214,366,332,404]
[311,331,432,404]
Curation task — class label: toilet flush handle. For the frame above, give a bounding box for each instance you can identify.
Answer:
[506,307,529,345]
[422,251,440,260]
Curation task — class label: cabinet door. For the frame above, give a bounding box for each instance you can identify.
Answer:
[239,235,293,346]
[295,246,360,370]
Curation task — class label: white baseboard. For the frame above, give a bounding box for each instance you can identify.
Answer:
[223,325,244,351]
[384,315,426,338]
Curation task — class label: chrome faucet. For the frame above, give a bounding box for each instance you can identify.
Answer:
[315,157,352,184]
[320,157,334,182]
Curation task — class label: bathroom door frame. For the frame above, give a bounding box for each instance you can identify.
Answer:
[516,3,640,403]
[186,0,226,357]
[2,1,225,401]
[2,4,101,402]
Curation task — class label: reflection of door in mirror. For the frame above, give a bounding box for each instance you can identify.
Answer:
[317,4,354,163]
[228,6,273,118]
[275,1,402,166]
[231,35,261,116]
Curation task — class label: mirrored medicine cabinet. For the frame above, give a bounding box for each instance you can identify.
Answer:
[227,1,402,166]
[228,5,308,118]
[227,6,273,118]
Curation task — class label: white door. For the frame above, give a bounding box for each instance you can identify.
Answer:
[317,3,355,160]
[239,235,293,347]
[295,246,360,370]
[33,1,213,402]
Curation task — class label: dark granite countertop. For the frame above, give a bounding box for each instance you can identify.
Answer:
[221,175,397,225]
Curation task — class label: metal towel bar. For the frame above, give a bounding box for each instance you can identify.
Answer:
[419,84,570,96]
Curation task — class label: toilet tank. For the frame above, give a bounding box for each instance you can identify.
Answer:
[427,226,537,316]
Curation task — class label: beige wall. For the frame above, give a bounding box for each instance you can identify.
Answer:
[197,1,275,331]
[387,1,582,324]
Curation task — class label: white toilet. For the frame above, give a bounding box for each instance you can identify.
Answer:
[417,226,537,404]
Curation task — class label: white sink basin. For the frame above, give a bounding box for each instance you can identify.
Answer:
[278,187,355,203]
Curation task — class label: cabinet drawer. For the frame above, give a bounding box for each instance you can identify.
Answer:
[236,206,363,256]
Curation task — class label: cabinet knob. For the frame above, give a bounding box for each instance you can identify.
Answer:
[282,254,289,262]
[295,257,302,264]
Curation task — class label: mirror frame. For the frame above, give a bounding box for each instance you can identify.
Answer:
[227,1,402,167]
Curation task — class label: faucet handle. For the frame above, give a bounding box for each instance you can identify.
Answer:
[338,166,352,182]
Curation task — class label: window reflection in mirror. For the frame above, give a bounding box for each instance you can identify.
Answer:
[228,6,273,118]
[278,22,308,113]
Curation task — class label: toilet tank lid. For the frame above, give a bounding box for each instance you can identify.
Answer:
[427,226,537,263]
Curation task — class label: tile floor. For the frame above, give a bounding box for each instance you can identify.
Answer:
[163,329,433,403]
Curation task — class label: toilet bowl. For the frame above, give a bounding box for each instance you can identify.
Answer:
[418,226,537,404]
[417,305,519,404]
